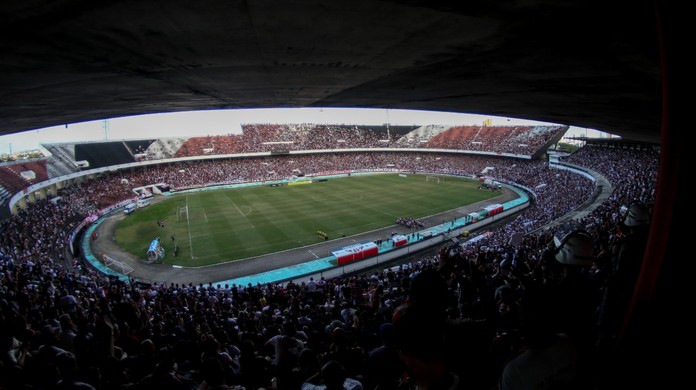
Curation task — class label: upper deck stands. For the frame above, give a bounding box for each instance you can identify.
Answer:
[0,159,49,204]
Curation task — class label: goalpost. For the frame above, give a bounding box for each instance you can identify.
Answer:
[176,205,189,222]
[426,175,444,183]
[102,254,135,275]
[179,197,194,259]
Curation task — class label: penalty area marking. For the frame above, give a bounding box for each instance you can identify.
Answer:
[230,199,255,228]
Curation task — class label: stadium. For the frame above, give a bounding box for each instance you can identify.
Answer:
[6,124,572,284]
[0,2,682,390]
[0,123,659,388]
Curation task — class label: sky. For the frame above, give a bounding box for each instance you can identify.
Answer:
[0,108,610,154]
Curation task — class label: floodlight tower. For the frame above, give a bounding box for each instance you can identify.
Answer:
[385,108,390,139]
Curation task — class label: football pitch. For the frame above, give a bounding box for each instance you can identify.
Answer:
[114,174,502,266]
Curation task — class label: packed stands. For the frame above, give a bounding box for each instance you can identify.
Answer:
[146,124,567,160]
[0,145,658,389]
[422,125,566,155]
[0,124,568,202]
[239,124,286,153]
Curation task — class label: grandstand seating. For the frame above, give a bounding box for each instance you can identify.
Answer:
[124,139,156,161]
[2,124,567,218]
[74,141,137,168]
[142,137,187,160]
[0,167,26,194]
[175,135,242,157]
[0,159,49,197]
[169,124,566,157]
[43,143,81,177]
[0,186,11,204]
[0,145,658,390]
[5,160,49,182]
[422,125,567,154]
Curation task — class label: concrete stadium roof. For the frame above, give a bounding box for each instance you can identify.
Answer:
[1,1,661,143]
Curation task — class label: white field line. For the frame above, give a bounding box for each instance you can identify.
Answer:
[186,196,193,259]
[230,199,255,228]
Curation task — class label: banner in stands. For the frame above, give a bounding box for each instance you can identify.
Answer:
[69,197,138,255]
[332,241,379,265]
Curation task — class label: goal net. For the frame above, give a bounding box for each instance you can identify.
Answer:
[102,254,134,275]
[426,175,443,183]
[176,206,188,222]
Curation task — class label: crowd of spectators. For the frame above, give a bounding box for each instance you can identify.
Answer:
[0,145,658,389]
[416,125,565,155]
[109,153,590,237]
[395,218,425,230]
[161,124,563,159]
[0,124,564,196]
[172,124,400,158]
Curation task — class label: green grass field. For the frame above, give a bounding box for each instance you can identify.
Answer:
[114,174,502,266]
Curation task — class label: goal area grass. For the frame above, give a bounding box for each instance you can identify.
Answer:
[114,174,502,267]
